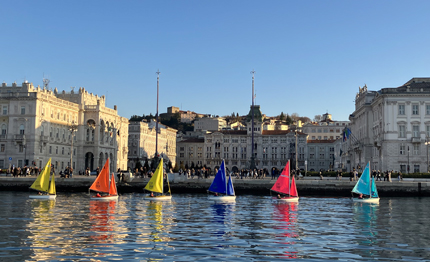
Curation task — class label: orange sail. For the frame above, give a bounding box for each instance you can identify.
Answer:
[89,159,110,193]
[271,161,290,195]
[109,173,118,196]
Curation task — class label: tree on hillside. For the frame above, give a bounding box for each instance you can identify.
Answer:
[291,113,299,121]
[285,114,293,125]
[314,115,322,122]
[279,112,285,121]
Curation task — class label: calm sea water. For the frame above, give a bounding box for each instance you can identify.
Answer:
[0,192,429,261]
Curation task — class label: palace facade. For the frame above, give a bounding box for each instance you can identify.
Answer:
[0,81,129,173]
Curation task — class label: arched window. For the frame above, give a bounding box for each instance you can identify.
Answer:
[1,124,7,135]
[19,124,25,135]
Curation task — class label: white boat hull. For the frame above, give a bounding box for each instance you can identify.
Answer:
[144,195,172,201]
[29,195,57,200]
[90,195,119,201]
[272,196,299,202]
[352,197,379,203]
[208,195,236,201]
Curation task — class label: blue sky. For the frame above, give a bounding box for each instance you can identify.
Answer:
[1,1,430,121]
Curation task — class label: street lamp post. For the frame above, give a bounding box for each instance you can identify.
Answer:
[425,137,430,173]
[407,146,410,174]
[69,121,78,175]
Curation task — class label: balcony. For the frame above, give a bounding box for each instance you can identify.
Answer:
[14,134,25,141]
[411,137,421,143]
[40,135,49,143]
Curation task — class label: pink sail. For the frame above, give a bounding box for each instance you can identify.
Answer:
[271,161,290,195]
[290,175,298,197]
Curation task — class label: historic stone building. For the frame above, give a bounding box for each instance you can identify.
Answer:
[0,81,129,173]
[128,119,177,170]
[176,105,308,172]
[343,78,430,173]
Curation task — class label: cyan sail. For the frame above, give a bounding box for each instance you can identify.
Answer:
[352,162,378,198]
[370,177,379,198]
[208,160,227,194]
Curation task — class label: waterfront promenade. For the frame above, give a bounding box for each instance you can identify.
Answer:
[1,173,429,197]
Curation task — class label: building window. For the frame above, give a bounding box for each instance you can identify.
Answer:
[413,144,420,155]
[412,125,420,137]
[400,164,406,173]
[21,106,25,115]
[0,144,5,152]
[62,147,65,155]
[398,104,405,115]
[179,153,184,158]
[399,125,406,138]
[1,125,6,135]
[400,144,405,155]
[427,126,430,138]
[180,147,184,151]
[2,106,7,115]
[412,104,419,115]
[19,125,25,135]
[427,105,430,115]
[56,146,58,154]
[49,146,52,154]
[19,144,24,153]
[414,165,420,173]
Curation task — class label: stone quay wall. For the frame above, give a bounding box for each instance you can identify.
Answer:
[1,174,430,197]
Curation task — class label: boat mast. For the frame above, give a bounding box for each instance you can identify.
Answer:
[369,161,371,197]
[288,159,291,197]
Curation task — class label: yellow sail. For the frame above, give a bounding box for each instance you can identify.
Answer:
[30,158,52,192]
[144,159,164,193]
[48,172,56,195]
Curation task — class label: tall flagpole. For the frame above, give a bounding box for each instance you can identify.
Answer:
[250,70,256,170]
[155,70,160,162]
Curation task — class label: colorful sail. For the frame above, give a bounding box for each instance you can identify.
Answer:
[208,160,227,194]
[226,175,235,196]
[144,158,164,193]
[370,177,379,198]
[290,175,298,197]
[352,162,372,196]
[271,161,290,195]
[48,173,56,195]
[109,173,118,196]
[30,158,52,193]
[90,159,110,193]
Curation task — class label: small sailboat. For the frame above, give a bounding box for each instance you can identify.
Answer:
[352,162,379,203]
[271,160,299,202]
[144,158,172,200]
[90,159,118,200]
[208,160,236,201]
[29,158,56,199]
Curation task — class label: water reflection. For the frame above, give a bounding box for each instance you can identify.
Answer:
[145,200,174,243]
[352,202,379,257]
[27,199,57,261]
[211,202,236,238]
[272,202,299,259]
[89,200,117,243]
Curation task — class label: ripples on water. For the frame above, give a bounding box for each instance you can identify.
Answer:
[0,192,429,261]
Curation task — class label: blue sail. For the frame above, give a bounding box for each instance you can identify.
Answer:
[352,162,371,196]
[208,161,227,194]
[226,175,235,196]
